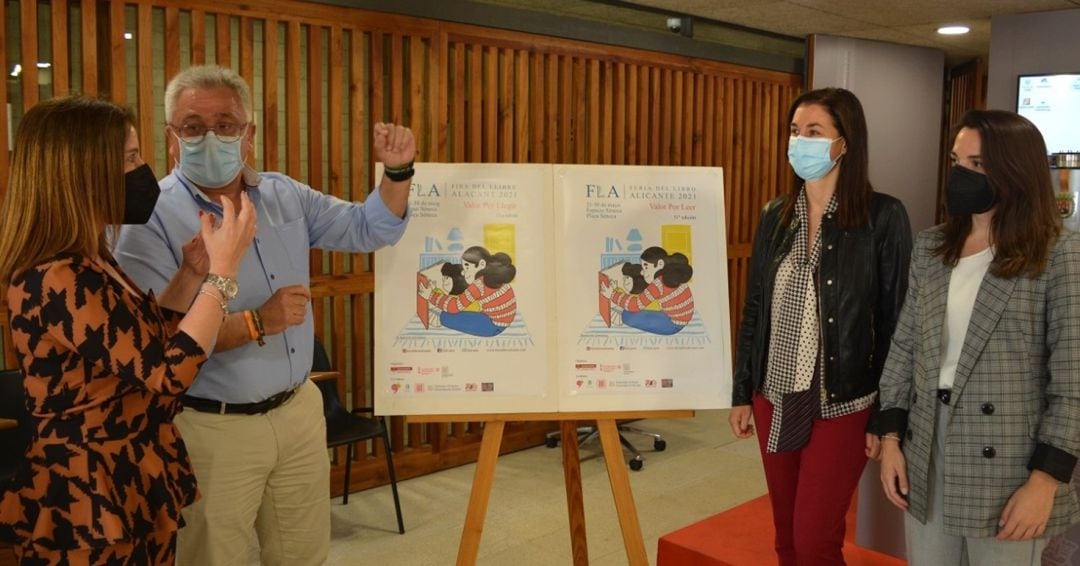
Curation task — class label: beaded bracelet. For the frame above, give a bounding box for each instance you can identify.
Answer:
[249,309,267,346]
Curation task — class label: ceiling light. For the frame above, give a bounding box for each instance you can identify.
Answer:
[937,25,970,35]
[124,32,133,40]
[9,64,20,77]
[36,62,51,69]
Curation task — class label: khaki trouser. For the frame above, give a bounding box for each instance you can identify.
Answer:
[175,379,330,566]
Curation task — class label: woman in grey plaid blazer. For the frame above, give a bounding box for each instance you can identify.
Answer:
[877,109,1080,565]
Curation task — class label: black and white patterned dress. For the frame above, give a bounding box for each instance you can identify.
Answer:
[762,190,875,452]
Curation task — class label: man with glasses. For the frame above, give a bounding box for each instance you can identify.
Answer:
[115,64,414,566]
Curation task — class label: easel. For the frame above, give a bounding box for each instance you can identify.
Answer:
[410,410,693,566]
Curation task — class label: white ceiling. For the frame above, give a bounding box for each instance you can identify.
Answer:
[623,0,1080,63]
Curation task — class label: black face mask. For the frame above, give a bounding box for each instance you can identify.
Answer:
[123,163,161,224]
[945,164,996,216]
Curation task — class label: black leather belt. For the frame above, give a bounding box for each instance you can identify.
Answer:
[182,386,299,415]
[936,389,951,405]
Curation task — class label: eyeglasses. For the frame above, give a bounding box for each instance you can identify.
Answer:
[168,122,249,143]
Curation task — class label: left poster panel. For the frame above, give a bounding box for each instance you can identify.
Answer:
[374,163,558,415]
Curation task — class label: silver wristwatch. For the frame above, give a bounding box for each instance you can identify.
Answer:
[203,273,239,301]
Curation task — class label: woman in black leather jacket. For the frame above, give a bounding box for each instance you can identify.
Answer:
[728,87,912,566]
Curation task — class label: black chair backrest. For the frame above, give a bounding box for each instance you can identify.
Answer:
[312,338,331,373]
[315,376,349,421]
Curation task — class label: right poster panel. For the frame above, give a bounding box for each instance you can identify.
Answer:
[554,165,732,412]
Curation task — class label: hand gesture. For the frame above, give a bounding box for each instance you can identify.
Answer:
[373,122,416,170]
[879,440,909,510]
[200,192,257,278]
[181,232,210,277]
[728,405,754,439]
[258,285,311,335]
[418,281,434,300]
[997,471,1057,540]
[599,281,615,299]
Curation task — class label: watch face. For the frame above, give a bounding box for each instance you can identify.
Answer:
[223,279,238,299]
[208,274,239,300]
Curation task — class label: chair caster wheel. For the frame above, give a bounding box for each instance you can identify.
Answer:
[654,439,667,451]
[546,437,559,448]
[629,458,643,471]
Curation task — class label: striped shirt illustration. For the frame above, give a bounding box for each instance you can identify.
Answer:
[429,277,517,327]
[611,278,694,326]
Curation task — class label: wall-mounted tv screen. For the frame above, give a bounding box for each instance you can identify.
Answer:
[1017,73,1080,155]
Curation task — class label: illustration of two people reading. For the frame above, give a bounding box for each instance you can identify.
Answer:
[417,246,517,337]
[598,246,694,336]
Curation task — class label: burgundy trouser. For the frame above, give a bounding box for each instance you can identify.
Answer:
[752,393,872,566]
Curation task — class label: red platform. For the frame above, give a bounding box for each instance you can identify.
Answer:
[657,495,906,565]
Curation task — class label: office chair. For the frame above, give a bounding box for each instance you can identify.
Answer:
[545,421,666,471]
[0,369,30,485]
[312,340,405,534]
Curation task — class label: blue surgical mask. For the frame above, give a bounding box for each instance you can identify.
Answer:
[177,131,245,189]
[787,136,842,181]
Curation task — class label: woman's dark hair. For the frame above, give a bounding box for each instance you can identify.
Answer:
[640,246,693,288]
[932,109,1059,278]
[462,245,517,287]
[620,262,648,294]
[780,88,873,230]
[440,262,469,295]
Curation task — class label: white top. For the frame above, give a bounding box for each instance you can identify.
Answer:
[938,246,994,389]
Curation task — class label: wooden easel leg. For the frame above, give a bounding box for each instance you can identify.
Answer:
[597,419,648,566]
[457,420,506,566]
[560,420,589,565]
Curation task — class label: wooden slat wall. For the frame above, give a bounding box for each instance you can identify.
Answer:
[0,0,800,495]
[939,57,986,222]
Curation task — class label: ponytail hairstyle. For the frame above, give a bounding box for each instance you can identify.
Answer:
[478,252,516,287]
[657,252,693,287]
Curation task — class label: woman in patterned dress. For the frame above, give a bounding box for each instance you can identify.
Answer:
[728,88,912,565]
[0,97,256,564]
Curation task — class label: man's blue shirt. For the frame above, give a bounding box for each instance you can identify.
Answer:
[115,167,407,403]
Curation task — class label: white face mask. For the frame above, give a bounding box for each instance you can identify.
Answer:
[176,131,245,189]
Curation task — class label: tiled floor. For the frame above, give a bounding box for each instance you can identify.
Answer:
[320,409,768,565]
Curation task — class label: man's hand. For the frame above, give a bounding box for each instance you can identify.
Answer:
[201,193,257,279]
[997,470,1057,541]
[258,285,311,335]
[373,122,416,170]
[728,405,754,439]
[180,232,210,277]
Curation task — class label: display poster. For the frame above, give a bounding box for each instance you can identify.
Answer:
[374,163,731,415]
[554,165,731,411]
[374,163,556,415]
